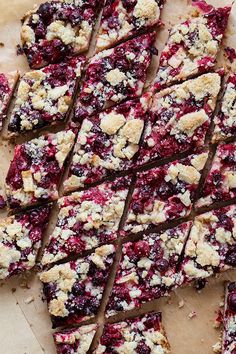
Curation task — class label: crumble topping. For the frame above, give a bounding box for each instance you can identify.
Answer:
[0,205,51,279]
[196,142,236,208]
[106,223,191,316]
[5,129,76,209]
[124,152,208,234]
[133,0,159,20]
[222,282,236,354]
[40,244,115,327]
[8,57,85,133]
[64,98,148,191]
[96,313,170,354]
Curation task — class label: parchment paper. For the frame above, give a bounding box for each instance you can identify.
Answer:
[0,1,236,353]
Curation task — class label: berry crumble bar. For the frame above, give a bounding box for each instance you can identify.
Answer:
[106,222,191,316]
[96,0,164,52]
[53,323,97,354]
[222,282,236,354]
[0,204,51,280]
[8,57,85,134]
[21,0,100,69]
[95,312,170,353]
[124,152,208,234]
[5,129,76,209]
[177,205,236,286]
[40,244,115,327]
[153,3,230,90]
[75,32,156,120]
[138,73,221,165]
[212,74,236,143]
[42,177,130,265]
[0,71,19,131]
[196,142,236,208]
[64,97,148,191]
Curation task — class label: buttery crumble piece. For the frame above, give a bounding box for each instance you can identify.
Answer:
[212,74,236,143]
[64,96,149,191]
[8,57,85,133]
[0,204,51,280]
[95,312,170,353]
[138,73,221,165]
[124,152,208,234]
[0,71,19,130]
[21,0,100,68]
[75,32,156,121]
[40,244,115,327]
[96,0,164,52]
[196,142,236,208]
[222,282,236,354]
[42,176,131,265]
[53,323,97,354]
[153,3,230,90]
[177,205,236,286]
[106,222,191,316]
[5,129,76,209]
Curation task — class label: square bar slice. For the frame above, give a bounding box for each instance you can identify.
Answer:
[196,142,236,208]
[64,97,148,191]
[212,74,236,143]
[138,73,221,165]
[177,205,236,286]
[40,244,115,327]
[8,57,85,133]
[5,129,76,209]
[53,323,97,354]
[21,0,100,69]
[222,282,236,354]
[42,176,130,265]
[0,71,19,130]
[75,32,155,121]
[124,152,208,234]
[95,312,170,353]
[106,222,191,316]
[96,0,164,52]
[0,204,51,279]
[153,3,230,91]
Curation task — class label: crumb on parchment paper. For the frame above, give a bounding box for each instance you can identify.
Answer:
[188,311,196,319]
